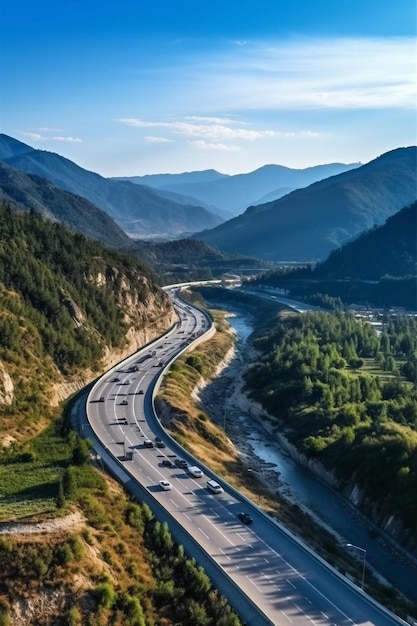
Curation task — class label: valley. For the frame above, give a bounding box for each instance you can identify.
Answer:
[0,134,415,625]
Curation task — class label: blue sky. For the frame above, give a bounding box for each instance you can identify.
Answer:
[1,0,416,176]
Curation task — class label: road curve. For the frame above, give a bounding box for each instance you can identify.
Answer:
[80,286,407,626]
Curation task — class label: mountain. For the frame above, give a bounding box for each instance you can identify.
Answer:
[258,200,417,309]
[123,162,361,217]
[314,200,417,281]
[0,134,224,238]
[0,161,130,248]
[194,147,417,263]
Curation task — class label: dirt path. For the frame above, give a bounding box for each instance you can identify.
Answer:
[0,511,84,535]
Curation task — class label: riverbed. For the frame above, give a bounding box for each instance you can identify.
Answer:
[198,301,417,604]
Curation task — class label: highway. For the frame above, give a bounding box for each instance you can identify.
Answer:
[83,287,407,626]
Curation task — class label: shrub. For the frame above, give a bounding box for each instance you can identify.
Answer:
[93,582,117,609]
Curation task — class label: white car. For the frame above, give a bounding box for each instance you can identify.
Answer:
[159,480,172,491]
[188,465,203,478]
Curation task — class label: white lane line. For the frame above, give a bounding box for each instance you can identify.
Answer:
[281,608,293,623]
[199,528,209,540]
[183,513,191,521]
[246,576,264,593]
[287,579,296,589]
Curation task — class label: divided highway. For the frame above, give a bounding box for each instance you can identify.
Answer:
[82,287,406,626]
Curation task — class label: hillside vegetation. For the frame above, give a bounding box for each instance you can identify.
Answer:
[0,203,171,446]
[0,161,130,248]
[257,200,417,309]
[244,309,417,546]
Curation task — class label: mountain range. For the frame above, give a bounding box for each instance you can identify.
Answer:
[195,147,417,262]
[118,161,361,217]
[1,134,415,270]
[0,134,223,239]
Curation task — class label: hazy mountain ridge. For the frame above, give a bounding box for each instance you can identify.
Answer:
[123,161,361,216]
[195,147,417,262]
[0,160,130,248]
[314,200,417,280]
[260,200,417,309]
[0,134,224,239]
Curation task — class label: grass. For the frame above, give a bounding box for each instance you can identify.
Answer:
[0,418,73,520]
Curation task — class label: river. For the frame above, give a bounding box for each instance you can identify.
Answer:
[200,301,417,605]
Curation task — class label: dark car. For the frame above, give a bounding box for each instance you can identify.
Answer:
[238,512,253,525]
[161,459,174,467]
[155,441,166,448]
[138,389,144,395]
[110,377,120,382]
[175,458,188,469]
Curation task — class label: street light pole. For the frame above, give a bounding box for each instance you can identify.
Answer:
[346,543,367,590]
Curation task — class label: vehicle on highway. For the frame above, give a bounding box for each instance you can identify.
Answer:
[99,396,105,402]
[155,437,166,448]
[144,439,154,448]
[124,379,131,385]
[207,479,223,494]
[188,465,203,478]
[175,458,188,469]
[238,512,253,525]
[159,480,172,491]
[161,459,174,467]
[120,399,128,405]
[138,389,144,395]
[110,377,120,382]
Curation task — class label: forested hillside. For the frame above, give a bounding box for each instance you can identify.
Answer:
[256,200,417,309]
[0,161,130,248]
[134,238,272,284]
[244,310,417,547]
[0,203,171,435]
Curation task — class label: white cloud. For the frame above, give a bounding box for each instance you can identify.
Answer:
[20,131,82,143]
[51,136,83,143]
[199,36,416,111]
[117,117,316,142]
[190,140,241,151]
[144,135,174,143]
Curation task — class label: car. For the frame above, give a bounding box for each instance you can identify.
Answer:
[175,458,188,469]
[110,377,120,382]
[155,441,166,448]
[188,465,203,478]
[99,396,105,402]
[124,379,131,385]
[238,512,253,525]
[161,459,174,467]
[159,480,172,491]
[120,399,128,405]
[144,439,154,448]
[207,480,223,494]
[138,389,144,395]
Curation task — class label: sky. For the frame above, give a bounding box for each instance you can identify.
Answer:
[1,0,416,177]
